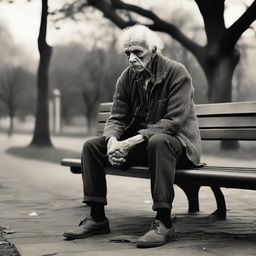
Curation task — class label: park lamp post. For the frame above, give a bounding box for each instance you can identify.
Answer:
[49,88,61,135]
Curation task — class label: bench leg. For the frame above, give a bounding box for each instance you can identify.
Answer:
[177,183,201,213]
[210,186,226,220]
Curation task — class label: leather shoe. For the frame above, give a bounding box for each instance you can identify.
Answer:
[63,216,110,240]
[137,220,177,248]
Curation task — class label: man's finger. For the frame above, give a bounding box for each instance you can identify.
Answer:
[108,149,124,157]
[111,156,125,163]
[112,150,124,157]
[108,148,117,154]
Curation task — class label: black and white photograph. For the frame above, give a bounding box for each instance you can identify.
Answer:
[0,0,255,255]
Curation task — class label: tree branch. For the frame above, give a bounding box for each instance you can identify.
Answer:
[38,0,50,50]
[87,0,136,28]
[223,0,256,49]
[87,0,202,56]
[53,0,89,21]
[195,0,226,43]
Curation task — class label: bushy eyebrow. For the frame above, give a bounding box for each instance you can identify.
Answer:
[124,47,144,56]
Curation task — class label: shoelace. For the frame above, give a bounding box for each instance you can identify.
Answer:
[150,221,160,230]
[79,217,89,226]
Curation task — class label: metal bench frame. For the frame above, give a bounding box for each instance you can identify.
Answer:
[61,101,256,220]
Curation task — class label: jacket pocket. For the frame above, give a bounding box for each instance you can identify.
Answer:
[152,99,167,122]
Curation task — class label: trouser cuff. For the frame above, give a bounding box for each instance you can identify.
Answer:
[83,196,107,205]
[152,202,172,210]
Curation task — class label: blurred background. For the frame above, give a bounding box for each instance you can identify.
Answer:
[0,0,255,150]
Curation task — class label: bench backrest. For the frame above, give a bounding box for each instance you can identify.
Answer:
[97,101,256,140]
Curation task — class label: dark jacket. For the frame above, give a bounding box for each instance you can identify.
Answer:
[103,54,202,164]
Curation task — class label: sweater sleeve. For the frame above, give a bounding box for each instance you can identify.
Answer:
[138,65,194,139]
[103,70,130,141]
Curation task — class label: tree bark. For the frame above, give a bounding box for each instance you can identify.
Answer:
[202,49,240,103]
[30,0,53,147]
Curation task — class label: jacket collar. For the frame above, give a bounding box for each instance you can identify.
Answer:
[150,54,168,85]
[133,53,168,86]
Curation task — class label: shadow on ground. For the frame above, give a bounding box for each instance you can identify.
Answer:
[6,146,80,164]
[105,211,256,246]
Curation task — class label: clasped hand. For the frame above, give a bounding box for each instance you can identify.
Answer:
[107,137,130,167]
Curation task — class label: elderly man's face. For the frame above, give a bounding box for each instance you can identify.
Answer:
[124,40,153,73]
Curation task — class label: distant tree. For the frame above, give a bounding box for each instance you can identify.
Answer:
[0,66,35,136]
[76,33,126,134]
[50,43,87,124]
[0,67,20,136]
[50,36,126,134]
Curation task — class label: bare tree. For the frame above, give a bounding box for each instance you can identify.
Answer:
[30,0,53,147]
[0,67,21,136]
[0,66,35,135]
[76,47,103,134]
[3,0,53,146]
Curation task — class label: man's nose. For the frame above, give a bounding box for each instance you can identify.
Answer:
[129,53,137,63]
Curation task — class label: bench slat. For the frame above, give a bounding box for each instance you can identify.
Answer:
[200,128,256,140]
[198,116,256,128]
[61,159,256,172]
[98,101,256,116]
[99,103,113,112]
[97,123,256,140]
[98,112,110,122]
[196,101,256,116]
[60,158,256,189]
[98,113,256,128]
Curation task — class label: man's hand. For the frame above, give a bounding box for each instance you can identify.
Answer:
[107,137,127,167]
[108,150,126,167]
[107,135,145,167]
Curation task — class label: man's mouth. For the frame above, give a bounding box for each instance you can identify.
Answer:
[131,65,143,69]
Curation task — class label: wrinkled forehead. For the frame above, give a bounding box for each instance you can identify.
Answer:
[123,34,149,50]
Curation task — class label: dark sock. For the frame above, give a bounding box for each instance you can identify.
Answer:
[90,203,106,222]
[155,208,172,228]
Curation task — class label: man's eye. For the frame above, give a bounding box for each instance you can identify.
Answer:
[133,50,142,56]
[124,51,130,57]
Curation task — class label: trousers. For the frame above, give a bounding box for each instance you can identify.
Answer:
[81,133,192,210]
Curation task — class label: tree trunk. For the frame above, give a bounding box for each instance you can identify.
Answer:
[203,50,240,150]
[8,112,14,137]
[204,50,239,103]
[30,0,53,147]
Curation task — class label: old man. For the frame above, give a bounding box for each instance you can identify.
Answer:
[64,24,202,248]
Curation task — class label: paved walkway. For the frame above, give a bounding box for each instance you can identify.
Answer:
[0,134,255,256]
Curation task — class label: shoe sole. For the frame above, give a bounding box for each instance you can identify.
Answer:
[63,228,111,240]
[136,235,177,248]
[136,239,168,248]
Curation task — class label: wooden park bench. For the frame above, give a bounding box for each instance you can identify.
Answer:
[61,101,256,220]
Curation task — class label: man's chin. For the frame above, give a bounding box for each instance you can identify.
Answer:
[131,66,144,72]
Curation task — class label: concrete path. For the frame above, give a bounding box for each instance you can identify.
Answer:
[0,134,255,256]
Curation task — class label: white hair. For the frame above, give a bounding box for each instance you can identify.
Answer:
[117,24,164,54]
